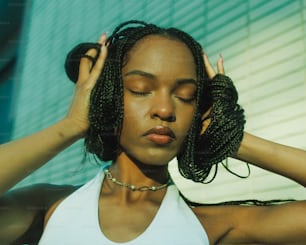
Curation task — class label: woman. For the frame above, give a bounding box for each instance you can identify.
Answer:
[0,20,305,244]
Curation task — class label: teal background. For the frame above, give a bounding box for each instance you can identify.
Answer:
[6,0,306,202]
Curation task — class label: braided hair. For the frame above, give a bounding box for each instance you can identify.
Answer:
[65,20,245,183]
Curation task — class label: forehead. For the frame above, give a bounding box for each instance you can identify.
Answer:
[122,35,197,78]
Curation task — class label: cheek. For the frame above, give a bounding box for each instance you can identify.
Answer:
[176,105,195,137]
[123,98,148,125]
[120,96,147,140]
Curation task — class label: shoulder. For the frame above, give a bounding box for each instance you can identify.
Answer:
[192,204,237,244]
[0,183,78,244]
[4,183,79,212]
[43,184,82,227]
[192,200,306,244]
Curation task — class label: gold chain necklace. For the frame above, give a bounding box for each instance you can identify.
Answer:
[104,169,172,191]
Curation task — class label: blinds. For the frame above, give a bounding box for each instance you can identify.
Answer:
[170,0,306,203]
[12,0,306,202]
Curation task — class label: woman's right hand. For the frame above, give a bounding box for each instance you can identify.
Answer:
[65,33,108,137]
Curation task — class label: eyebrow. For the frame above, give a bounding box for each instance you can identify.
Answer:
[176,78,197,86]
[123,70,156,80]
[123,70,197,85]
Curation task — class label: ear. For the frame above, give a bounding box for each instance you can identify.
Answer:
[200,107,212,135]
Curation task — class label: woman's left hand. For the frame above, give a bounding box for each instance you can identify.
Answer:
[200,53,225,135]
[203,53,225,78]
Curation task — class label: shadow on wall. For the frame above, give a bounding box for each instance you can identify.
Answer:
[0,0,26,143]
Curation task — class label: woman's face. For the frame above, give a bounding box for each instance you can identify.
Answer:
[120,35,197,166]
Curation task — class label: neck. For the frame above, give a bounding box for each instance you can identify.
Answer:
[103,153,170,202]
[113,153,170,185]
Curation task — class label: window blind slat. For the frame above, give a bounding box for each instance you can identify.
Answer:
[12,0,306,202]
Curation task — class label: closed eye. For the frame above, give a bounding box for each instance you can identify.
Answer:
[176,96,196,104]
[129,89,151,96]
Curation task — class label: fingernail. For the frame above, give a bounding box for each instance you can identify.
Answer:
[99,32,107,42]
[219,53,223,62]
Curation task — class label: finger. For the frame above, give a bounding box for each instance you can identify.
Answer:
[203,52,216,79]
[200,117,211,135]
[78,49,98,82]
[201,107,212,121]
[217,53,225,75]
[200,107,212,135]
[86,33,108,86]
[78,33,106,83]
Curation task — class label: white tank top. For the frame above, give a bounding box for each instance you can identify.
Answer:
[39,167,210,245]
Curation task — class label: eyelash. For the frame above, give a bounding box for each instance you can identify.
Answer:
[129,90,150,96]
[177,96,196,104]
[129,90,195,103]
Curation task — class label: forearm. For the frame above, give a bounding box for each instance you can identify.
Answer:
[235,133,306,186]
[0,119,83,195]
[235,132,306,187]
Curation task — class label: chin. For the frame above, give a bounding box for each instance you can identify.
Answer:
[126,150,176,167]
[119,142,180,166]
[138,155,172,167]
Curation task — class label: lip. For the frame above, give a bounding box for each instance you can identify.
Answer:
[143,126,176,145]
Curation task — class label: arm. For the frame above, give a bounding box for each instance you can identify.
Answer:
[201,54,306,244]
[235,132,306,187]
[0,34,107,195]
[203,53,306,187]
[0,119,82,195]
[0,34,108,243]
[196,132,306,244]
[0,184,77,244]
[226,201,306,244]
[197,200,306,244]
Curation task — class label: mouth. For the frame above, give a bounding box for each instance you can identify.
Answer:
[143,126,176,145]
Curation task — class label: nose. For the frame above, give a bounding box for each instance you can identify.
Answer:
[150,91,176,122]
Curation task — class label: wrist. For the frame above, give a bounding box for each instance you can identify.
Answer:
[233,132,250,160]
[57,118,87,141]
[234,132,270,164]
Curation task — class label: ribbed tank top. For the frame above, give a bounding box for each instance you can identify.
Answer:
[39,168,210,245]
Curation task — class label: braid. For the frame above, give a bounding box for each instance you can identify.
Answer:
[181,74,246,183]
[64,20,245,183]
